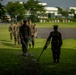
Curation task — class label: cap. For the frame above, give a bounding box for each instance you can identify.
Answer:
[53,25,58,29]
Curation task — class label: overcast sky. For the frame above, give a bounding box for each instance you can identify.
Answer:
[1,0,76,9]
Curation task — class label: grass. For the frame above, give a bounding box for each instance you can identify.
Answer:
[36,22,76,28]
[0,23,76,75]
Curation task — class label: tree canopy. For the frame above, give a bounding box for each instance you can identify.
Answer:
[23,0,45,21]
[6,1,26,21]
[57,7,69,18]
[0,3,6,19]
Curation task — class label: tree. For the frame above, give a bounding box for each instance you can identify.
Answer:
[57,7,63,14]
[62,10,69,17]
[6,1,26,21]
[0,1,6,20]
[23,0,45,22]
[68,9,75,19]
[57,7,69,18]
[69,9,75,14]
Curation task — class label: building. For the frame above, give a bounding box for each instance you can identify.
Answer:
[19,2,76,20]
[69,7,76,18]
[38,3,47,6]
[38,3,58,18]
[69,7,76,14]
[44,7,58,18]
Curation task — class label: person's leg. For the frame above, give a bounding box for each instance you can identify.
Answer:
[22,43,25,56]
[13,33,16,45]
[32,40,34,48]
[10,33,12,41]
[57,48,61,63]
[18,37,21,46]
[53,52,56,62]
[29,42,31,48]
[14,36,16,45]
[24,38,29,54]
[32,38,34,48]
[52,49,56,62]
[21,39,26,56]
[16,34,18,44]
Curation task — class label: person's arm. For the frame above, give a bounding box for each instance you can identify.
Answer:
[43,32,52,50]
[47,32,52,41]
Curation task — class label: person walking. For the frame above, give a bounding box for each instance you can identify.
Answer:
[19,20,31,56]
[28,20,35,48]
[43,25,63,63]
[34,23,38,38]
[8,21,14,41]
[14,22,20,45]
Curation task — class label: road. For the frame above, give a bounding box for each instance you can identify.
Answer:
[37,28,76,39]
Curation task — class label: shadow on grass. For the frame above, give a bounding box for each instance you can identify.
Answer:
[20,48,76,75]
[0,40,19,48]
[0,47,76,75]
[0,40,10,42]
[0,48,40,75]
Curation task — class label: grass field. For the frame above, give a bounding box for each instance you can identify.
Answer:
[36,22,76,28]
[0,23,76,75]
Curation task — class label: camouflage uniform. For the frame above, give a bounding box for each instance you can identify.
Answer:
[29,21,35,48]
[8,22,15,41]
[12,24,17,45]
[19,20,31,55]
[46,25,62,63]
[34,24,38,38]
[14,22,20,45]
[28,37,32,48]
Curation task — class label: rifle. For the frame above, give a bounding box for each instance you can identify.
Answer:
[37,48,45,62]
[37,40,50,62]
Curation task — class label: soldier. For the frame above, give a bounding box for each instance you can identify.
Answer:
[20,20,23,26]
[28,36,32,48]
[28,20,35,48]
[14,22,20,45]
[12,23,17,45]
[8,21,14,41]
[33,23,38,38]
[43,25,63,63]
[19,20,31,56]
[18,20,24,45]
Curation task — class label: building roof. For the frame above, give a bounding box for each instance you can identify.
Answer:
[38,3,47,6]
[45,7,58,11]
[69,7,76,10]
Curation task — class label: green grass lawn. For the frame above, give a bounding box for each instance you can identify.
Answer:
[0,23,76,75]
[36,22,76,28]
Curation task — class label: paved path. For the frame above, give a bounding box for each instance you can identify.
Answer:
[37,28,76,39]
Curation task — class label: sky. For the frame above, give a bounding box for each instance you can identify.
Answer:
[1,0,76,9]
